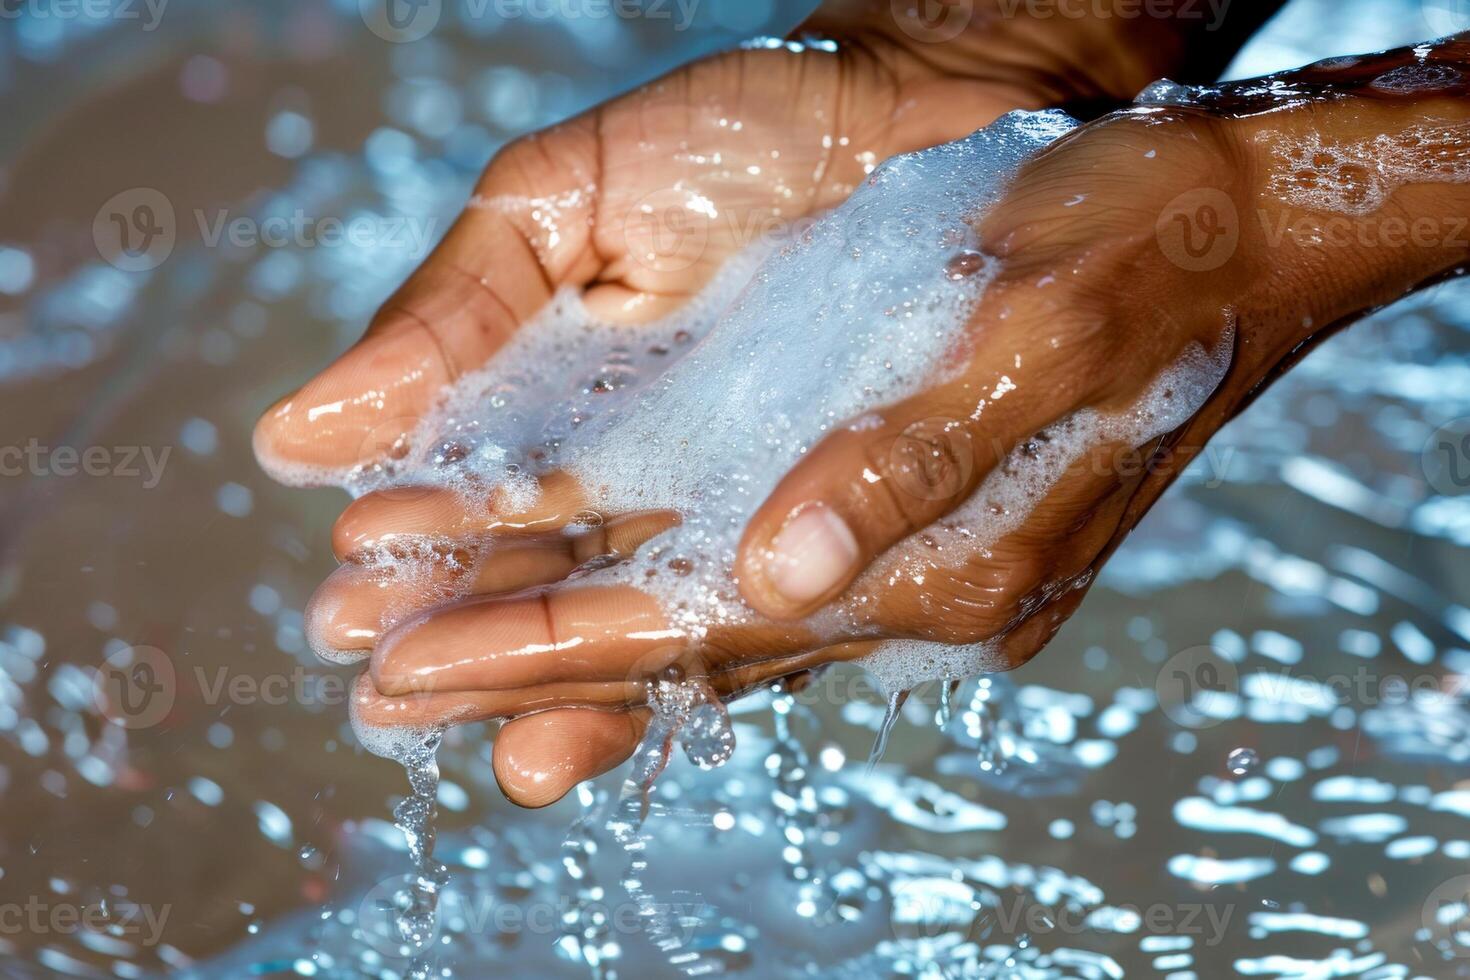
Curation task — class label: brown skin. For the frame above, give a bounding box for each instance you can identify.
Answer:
[258,10,1470,807]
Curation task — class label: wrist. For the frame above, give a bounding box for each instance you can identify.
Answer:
[1146,41,1470,397]
[1240,65,1470,357]
[805,0,1286,110]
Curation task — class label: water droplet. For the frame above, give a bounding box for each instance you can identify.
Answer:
[1227,746,1259,776]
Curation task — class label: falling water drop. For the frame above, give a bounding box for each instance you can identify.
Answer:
[866,690,909,774]
[1227,747,1260,777]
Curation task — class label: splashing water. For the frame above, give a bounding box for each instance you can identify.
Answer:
[351,717,450,977]
[6,5,1470,979]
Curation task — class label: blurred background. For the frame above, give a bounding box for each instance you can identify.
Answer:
[0,0,1468,977]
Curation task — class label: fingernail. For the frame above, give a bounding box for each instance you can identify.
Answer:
[764,504,859,607]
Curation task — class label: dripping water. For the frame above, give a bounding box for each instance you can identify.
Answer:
[865,689,909,774]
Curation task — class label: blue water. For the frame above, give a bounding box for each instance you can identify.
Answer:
[0,1,1467,977]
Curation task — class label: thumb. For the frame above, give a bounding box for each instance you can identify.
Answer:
[253,130,597,484]
[734,374,1077,621]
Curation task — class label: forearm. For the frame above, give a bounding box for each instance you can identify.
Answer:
[1225,38,1470,386]
[805,0,1291,108]
[1087,36,1470,547]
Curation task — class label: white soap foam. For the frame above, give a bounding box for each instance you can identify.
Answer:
[1368,64,1464,94]
[1267,121,1470,216]
[561,110,1082,637]
[307,540,482,664]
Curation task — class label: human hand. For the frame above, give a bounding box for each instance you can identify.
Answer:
[257,2,1185,795]
[261,13,1470,807]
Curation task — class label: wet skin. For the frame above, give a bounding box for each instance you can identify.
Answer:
[255,12,1470,807]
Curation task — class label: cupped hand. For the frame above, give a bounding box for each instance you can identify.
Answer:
[263,27,1470,807]
[257,5,1130,799]
[252,4,1088,478]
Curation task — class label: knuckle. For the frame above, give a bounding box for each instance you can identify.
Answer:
[860,417,979,532]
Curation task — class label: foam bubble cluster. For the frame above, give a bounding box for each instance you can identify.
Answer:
[1267,121,1470,215]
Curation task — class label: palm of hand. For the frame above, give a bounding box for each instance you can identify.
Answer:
[254,37,1030,476]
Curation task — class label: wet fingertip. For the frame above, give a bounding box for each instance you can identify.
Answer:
[493,710,649,809]
[734,523,838,623]
[305,569,377,665]
[491,742,572,810]
[251,390,300,478]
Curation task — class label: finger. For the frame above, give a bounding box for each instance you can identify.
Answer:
[735,335,1090,621]
[350,671,649,727]
[253,127,601,482]
[870,430,1154,648]
[355,642,860,729]
[371,582,825,698]
[487,661,846,810]
[331,473,676,560]
[493,708,650,809]
[308,513,680,662]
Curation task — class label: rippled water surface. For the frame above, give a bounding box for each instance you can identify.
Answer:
[1,1,1468,977]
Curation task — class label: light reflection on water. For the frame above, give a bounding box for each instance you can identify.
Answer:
[0,0,1468,977]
